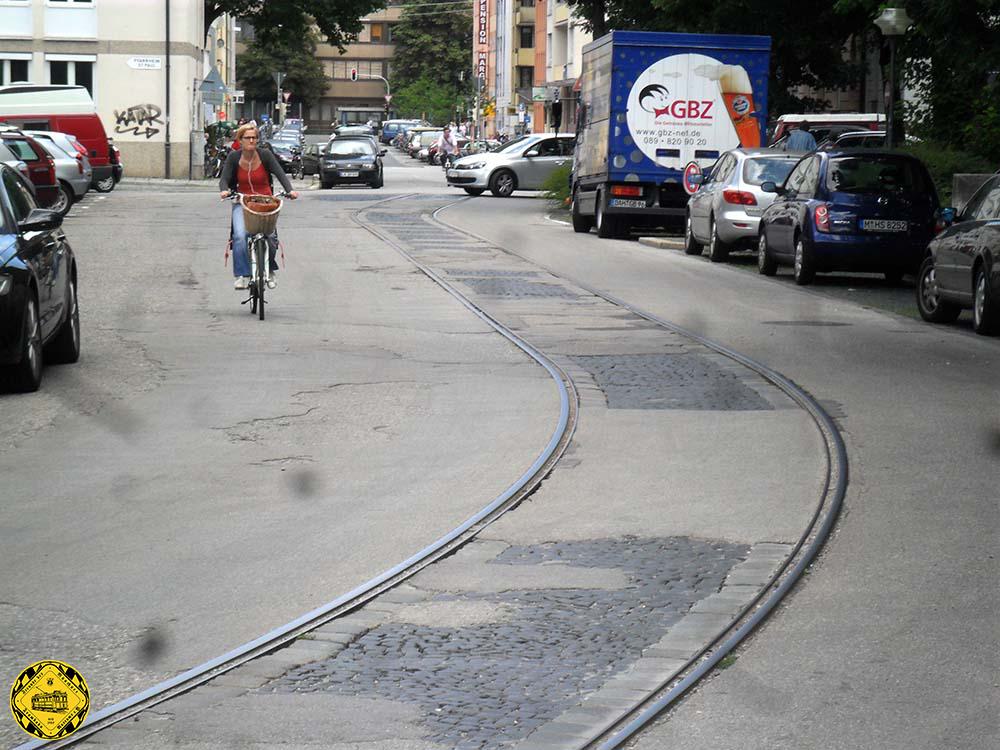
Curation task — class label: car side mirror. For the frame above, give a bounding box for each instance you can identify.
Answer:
[689,174,703,186]
[20,208,62,233]
[380,149,387,156]
[524,149,538,157]
[939,207,957,225]
[760,181,778,193]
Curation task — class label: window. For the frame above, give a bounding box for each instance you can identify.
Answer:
[974,185,1000,221]
[519,25,534,49]
[3,167,36,223]
[47,59,94,95]
[370,23,384,43]
[520,0,535,6]
[962,177,999,220]
[48,0,95,3]
[825,155,927,195]
[517,66,533,89]
[1,59,30,85]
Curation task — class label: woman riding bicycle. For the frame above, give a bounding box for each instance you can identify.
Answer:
[218,121,298,290]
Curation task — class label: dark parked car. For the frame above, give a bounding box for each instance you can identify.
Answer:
[265,134,302,174]
[319,139,384,189]
[0,164,80,392]
[916,173,1000,335]
[0,128,59,208]
[300,143,321,177]
[757,149,938,285]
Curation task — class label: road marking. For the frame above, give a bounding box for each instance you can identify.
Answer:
[545,213,571,227]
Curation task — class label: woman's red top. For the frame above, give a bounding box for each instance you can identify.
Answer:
[236,158,272,196]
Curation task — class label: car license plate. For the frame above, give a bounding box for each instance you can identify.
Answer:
[861,219,908,232]
[609,198,646,208]
[339,171,359,177]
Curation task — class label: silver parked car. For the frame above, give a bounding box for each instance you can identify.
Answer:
[685,148,800,261]
[0,140,32,190]
[25,130,92,215]
[446,133,575,197]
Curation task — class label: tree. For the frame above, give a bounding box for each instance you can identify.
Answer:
[836,0,1000,161]
[389,0,473,121]
[237,29,329,109]
[564,0,870,115]
[205,0,383,50]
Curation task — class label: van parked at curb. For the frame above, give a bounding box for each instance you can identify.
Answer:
[0,85,114,191]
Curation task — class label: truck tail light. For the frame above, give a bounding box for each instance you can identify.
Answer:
[722,189,757,206]
[814,204,831,233]
[611,185,642,197]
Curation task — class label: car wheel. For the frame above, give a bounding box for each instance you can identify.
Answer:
[371,170,384,189]
[972,264,1000,335]
[4,292,43,392]
[758,232,777,276]
[489,169,516,197]
[916,255,960,324]
[45,276,81,364]
[94,175,116,193]
[683,213,702,255]
[707,215,730,262]
[463,188,485,196]
[295,166,305,180]
[51,182,74,216]
[571,187,594,234]
[595,189,624,239]
[793,236,815,285]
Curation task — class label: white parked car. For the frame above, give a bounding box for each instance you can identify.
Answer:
[446,133,575,197]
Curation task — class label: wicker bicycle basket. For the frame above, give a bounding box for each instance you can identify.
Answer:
[240,194,282,235]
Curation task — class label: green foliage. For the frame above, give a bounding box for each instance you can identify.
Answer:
[236,29,329,108]
[564,0,868,115]
[391,75,464,125]
[390,0,473,121]
[903,141,993,205]
[542,162,573,208]
[206,0,383,49]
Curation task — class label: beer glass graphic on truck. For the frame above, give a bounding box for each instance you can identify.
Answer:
[694,63,760,147]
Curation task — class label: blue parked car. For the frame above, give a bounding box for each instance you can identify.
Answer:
[756,150,938,285]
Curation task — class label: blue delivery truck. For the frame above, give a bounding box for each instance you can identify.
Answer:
[571,31,771,239]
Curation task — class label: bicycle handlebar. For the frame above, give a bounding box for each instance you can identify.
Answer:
[223,190,294,201]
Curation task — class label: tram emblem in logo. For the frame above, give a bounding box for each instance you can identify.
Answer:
[10,660,90,740]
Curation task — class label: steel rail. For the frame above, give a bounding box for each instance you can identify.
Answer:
[429,199,849,749]
[16,194,577,750]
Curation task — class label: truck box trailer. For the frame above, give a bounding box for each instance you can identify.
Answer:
[571,31,771,239]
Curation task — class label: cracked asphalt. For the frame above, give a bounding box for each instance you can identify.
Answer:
[56,188,826,749]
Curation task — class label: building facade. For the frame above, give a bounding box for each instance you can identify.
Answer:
[0,0,233,178]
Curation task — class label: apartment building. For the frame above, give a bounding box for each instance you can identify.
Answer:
[0,0,231,177]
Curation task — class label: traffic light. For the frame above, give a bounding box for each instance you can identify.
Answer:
[350,68,358,82]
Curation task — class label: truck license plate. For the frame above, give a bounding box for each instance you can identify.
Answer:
[609,198,645,208]
[340,171,359,177]
[861,219,908,232]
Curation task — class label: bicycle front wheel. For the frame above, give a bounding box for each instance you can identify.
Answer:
[255,236,267,320]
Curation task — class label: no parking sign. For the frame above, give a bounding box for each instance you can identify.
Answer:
[683,162,702,195]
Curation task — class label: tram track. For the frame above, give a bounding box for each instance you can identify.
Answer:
[18,192,577,750]
[23,190,846,749]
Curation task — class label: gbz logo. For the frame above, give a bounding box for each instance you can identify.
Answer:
[638,85,714,120]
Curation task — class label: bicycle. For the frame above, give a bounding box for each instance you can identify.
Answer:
[225,191,289,320]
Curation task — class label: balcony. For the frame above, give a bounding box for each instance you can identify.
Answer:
[516,48,535,67]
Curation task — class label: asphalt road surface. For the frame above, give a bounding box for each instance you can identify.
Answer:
[2,149,997,749]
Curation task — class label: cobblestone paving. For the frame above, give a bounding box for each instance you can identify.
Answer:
[570,353,774,411]
[264,537,748,749]
[451,277,580,299]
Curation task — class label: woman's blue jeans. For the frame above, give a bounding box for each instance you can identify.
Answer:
[231,203,278,278]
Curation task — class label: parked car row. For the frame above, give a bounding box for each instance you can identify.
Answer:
[645,144,1000,337]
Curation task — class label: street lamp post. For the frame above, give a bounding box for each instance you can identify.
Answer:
[874,7,913,148]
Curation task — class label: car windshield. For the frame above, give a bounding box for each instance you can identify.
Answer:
[826,155,927,194]
[743,157,798,186]
[496,136,533,153]
[327,141,374,157]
